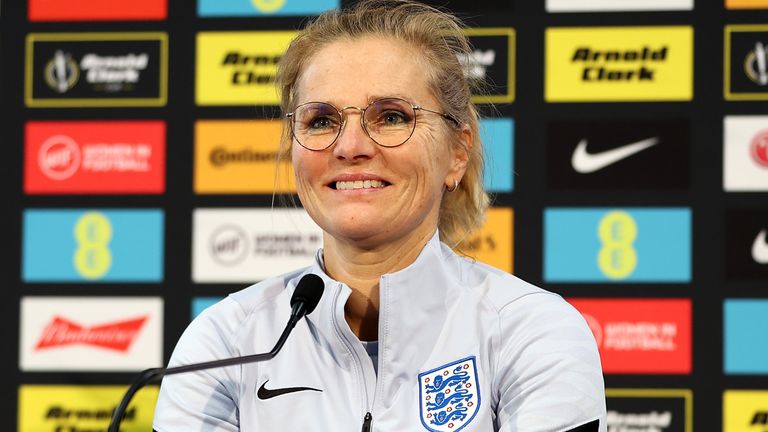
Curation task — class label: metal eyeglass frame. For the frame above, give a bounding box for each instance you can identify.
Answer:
[285,97,461,151]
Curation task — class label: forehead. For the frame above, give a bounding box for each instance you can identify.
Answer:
[295,35,435,105]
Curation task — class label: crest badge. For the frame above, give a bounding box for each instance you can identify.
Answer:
[418,356,481,432]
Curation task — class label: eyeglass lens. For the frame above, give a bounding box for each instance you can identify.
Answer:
[291,98,417,150]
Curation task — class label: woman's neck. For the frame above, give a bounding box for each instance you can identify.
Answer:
[322,228,435,341]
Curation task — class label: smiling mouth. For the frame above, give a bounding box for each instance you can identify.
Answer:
[331,180,390,190]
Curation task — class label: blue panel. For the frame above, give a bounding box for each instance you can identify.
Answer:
[191,297,224,320]
[199,0,339,16]
[23,209,164,282]
[480,118,514,192]
[725,299,768,374]
[544,208,691,282]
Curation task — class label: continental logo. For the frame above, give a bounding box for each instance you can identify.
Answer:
[28,0,167,21]
[463,28,515,103]
[606,389,692,432]
[196,31,296,105]
[198,0,339,17]
[195,120,296,194]
[726,0,768,8]
[20,297,163,371]
[18,385,159,432]
[724,390,768,432]
[545,26,693,102]
[460,207,513,273]
[25,33,168,107]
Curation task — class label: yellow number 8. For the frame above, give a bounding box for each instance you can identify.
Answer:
[73,212,113,279]
[597,211,637,280]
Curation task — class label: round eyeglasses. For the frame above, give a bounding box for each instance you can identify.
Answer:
[286,97,460,151]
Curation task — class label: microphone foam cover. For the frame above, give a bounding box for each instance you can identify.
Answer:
[290,273,325,315]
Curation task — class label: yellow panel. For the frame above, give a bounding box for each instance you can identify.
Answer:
[545,26,693,102]
[723,390,768,432]
[18,385,159,432]
[196,31,296,106]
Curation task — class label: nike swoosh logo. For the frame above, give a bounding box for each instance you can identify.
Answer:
[571,137,660,173]
[752,229,768,264]
[257,379,322,400]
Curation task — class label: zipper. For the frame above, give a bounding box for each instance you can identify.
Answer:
[331,284,376,428]
[361,412,372,432]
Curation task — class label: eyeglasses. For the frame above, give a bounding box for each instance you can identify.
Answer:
[286,97,460,151]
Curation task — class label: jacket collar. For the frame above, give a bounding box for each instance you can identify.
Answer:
[297,231,463,388]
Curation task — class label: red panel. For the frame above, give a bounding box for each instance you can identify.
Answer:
[28,0,167,21]
[568,298,692,374]
[24,121,166,194]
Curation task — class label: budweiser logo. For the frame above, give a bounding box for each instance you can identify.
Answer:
[36,316,148,352]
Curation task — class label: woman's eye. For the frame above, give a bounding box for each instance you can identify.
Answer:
[309,116,334,129]
[380,111,407,125]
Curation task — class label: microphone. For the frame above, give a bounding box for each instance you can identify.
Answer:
[107,273,325,432]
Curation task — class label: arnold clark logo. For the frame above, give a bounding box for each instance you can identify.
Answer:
[193,208,323,282]
[606,389,692,432]
[25,120,165,194]
[196,31,296,106]
[545,26,693,102]
[22,209,164,282]
[725,25,768,100]
[461,29,515,103]
[724,390,768,432]
[26,32,167,107]
[19,297,163,371]
[544,208,691,282]
[198,0,339,17]
[569,298,691,374]
[19,385,159,432]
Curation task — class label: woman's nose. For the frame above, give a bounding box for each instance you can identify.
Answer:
[332,109,377,160]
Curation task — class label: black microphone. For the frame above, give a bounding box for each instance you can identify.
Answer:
[107,273,325,432]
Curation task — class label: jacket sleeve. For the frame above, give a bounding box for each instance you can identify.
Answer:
[153,297,243,432]
[493,292,607,432]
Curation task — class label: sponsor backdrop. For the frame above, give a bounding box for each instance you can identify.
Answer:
[2,0,767,431]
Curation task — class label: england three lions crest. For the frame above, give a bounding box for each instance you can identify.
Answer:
[418,356,481,432]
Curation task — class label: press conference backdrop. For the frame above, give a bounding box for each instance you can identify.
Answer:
[3,0,768,430]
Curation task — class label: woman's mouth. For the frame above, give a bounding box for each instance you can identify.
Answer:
[333,179,390,190]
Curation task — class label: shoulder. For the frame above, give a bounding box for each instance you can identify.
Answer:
[452,251,567,313]
[171,267,308,364]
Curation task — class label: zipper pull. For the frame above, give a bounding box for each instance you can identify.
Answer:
[361,412,372,432]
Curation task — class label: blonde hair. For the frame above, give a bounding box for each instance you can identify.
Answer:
[275,0,489,248]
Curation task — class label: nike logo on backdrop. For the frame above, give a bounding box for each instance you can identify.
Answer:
[571,137,660,173]
[257,380,322,400]
[752,229,768,264]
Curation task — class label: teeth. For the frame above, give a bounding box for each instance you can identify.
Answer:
[336,180,386,190]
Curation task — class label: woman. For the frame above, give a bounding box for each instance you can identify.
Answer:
[154,1,606,430]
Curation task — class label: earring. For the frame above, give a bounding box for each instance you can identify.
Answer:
[446,179,459,192]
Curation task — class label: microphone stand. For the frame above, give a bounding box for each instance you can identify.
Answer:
[107,301,310,432]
